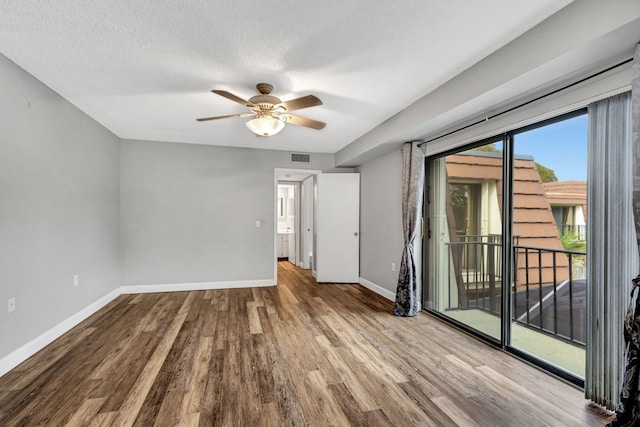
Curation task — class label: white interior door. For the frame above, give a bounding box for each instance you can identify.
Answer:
[316,173,360,283]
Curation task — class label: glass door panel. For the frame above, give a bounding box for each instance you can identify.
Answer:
[510,114,587,378]
[425,141,503,340]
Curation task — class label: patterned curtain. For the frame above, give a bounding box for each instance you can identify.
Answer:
[604,43,640,426]
[393,142,425,317]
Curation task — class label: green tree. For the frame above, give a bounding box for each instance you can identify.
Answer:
[471,143,558,183]
[535,162,558,183]
[474,143,500,152]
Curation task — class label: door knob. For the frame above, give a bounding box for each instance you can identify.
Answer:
[354,232,359,236]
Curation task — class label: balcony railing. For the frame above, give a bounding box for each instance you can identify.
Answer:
[446,234,502,313]
[444,236,586,347]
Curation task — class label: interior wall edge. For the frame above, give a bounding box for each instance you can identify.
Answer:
[0,287,122,377]
[358,277,396,302]
[0,275,280,377]
[120,278,276,294]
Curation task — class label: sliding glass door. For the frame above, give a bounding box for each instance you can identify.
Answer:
[510,113,587,378]
[424,111,588,383]
[425,138,503,341]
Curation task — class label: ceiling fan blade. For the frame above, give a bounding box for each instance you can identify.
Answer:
[211,90,256,108]
[281,114,326,130]
[196,113,255,122]
[276,95,322,112]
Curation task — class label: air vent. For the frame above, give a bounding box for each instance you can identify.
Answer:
[290,153,311,163]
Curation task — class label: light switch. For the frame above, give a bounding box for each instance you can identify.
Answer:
[255,220,262,228]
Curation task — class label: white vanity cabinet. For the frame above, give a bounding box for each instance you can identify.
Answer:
[277,233,290,258]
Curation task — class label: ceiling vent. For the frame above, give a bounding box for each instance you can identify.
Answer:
[290,152,311,163]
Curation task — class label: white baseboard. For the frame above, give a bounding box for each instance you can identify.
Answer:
[121,279,275,294]
[0,288,121,377]
[0,277,276,377]
[358,277,396,301]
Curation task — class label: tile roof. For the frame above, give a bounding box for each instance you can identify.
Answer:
[542,180,587,219]
[446,152,570,286]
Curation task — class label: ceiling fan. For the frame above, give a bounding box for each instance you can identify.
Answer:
[197,83,326,136]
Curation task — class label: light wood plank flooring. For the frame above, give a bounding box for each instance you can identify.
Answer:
[0,262,612,426]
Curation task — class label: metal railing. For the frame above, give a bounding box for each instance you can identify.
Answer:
[446,234,502,314]
[444,236,586,347]
[513,245,586,346]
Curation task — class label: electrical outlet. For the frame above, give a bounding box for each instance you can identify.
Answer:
[74,275,80,287]
[391,263,396,272]
[8,297,15,313]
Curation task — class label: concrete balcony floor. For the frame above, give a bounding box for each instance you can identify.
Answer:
[444,308,585,377]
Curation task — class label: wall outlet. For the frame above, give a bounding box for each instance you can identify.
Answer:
[74,275,80,287]
[391,263,396,272]
[8,297,15,313]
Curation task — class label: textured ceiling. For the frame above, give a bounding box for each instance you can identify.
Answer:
[0,0,572,154]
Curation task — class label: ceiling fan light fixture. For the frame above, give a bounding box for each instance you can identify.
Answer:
[198,83,325,133]
[245,116,285,136]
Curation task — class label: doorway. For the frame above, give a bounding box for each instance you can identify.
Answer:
[277,183,297,263]
[274,169,320,278]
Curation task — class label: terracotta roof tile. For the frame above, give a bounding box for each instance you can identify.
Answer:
[514,195,551,209]
[448,154,502,166]
[446,165,502,180]
[445,153,572,286]
[513,168,541,182]
[513,209,555,223]
[543,180,587,206]
[514,181,546,195]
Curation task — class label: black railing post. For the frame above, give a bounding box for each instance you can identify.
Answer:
[552,252,558,336]
[488,241,496,313]
[525,248,530,324]
[538,249,543,331]
[447,243,452,310]
[512,249,517,320]
[569,252,574,341]
[473,241,479,309]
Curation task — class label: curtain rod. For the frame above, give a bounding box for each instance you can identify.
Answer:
[415,57,633,148]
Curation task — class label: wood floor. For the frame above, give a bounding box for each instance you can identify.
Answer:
[0,262,612,426]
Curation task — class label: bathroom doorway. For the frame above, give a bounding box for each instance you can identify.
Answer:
[277,182,298,264]
[274,169,319,277]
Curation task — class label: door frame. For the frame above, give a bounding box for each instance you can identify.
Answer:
[273,169,320,282]
[422,109,588,388]
[300,176,315,269]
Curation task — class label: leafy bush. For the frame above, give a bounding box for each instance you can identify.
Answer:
[560,231,586,252]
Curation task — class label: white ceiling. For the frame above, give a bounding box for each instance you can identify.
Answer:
[0,0,572,154]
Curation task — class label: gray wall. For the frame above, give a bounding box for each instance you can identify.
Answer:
[120,139,340,285]
[0,54,121,359]
[357,150,404,293]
